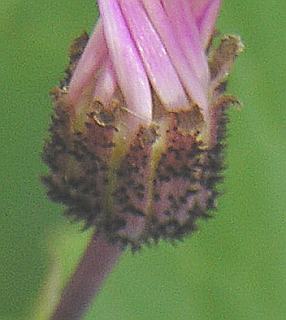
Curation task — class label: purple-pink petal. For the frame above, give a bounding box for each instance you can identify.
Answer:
[93,56,117,106]
[98,0,152,125]
[162,0,210,85]
[142,0,209,116]
[68,19,108,105]
[120,0,189,111]
[189,0,222,47]
[197,0,222,48]
[190,0,210,20]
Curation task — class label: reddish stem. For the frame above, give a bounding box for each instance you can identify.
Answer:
[51,232,123,320]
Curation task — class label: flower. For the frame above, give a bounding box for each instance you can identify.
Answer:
[43,0,243,250]
[68,0,220,123]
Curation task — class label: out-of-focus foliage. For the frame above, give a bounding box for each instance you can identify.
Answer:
[0,1,285,319]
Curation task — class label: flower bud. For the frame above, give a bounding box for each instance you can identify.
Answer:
[43,0,243,250]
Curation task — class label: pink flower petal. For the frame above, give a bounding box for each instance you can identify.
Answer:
[189,0,222,47]
[142,0,209,116]
[190,0,209,20]
[162,0,210,85]
[119,0,189,111]
[197,0,222,48]
[98,0,152,125]
[93,55,117,106]
[68,19,108,105]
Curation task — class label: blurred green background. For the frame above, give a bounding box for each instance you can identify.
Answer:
[1,1,286,319]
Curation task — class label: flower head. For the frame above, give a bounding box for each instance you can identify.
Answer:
[43,0,243,250]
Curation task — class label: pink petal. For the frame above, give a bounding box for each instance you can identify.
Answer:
[98,0,152,125]
[68,19,108,105]
[142,0,209,116]
[162,0,210,85]
[93,55,117,106]
[190,0,222,47]
[119,0,189,111]
[197,0,222,48]
[190,0,210,20]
